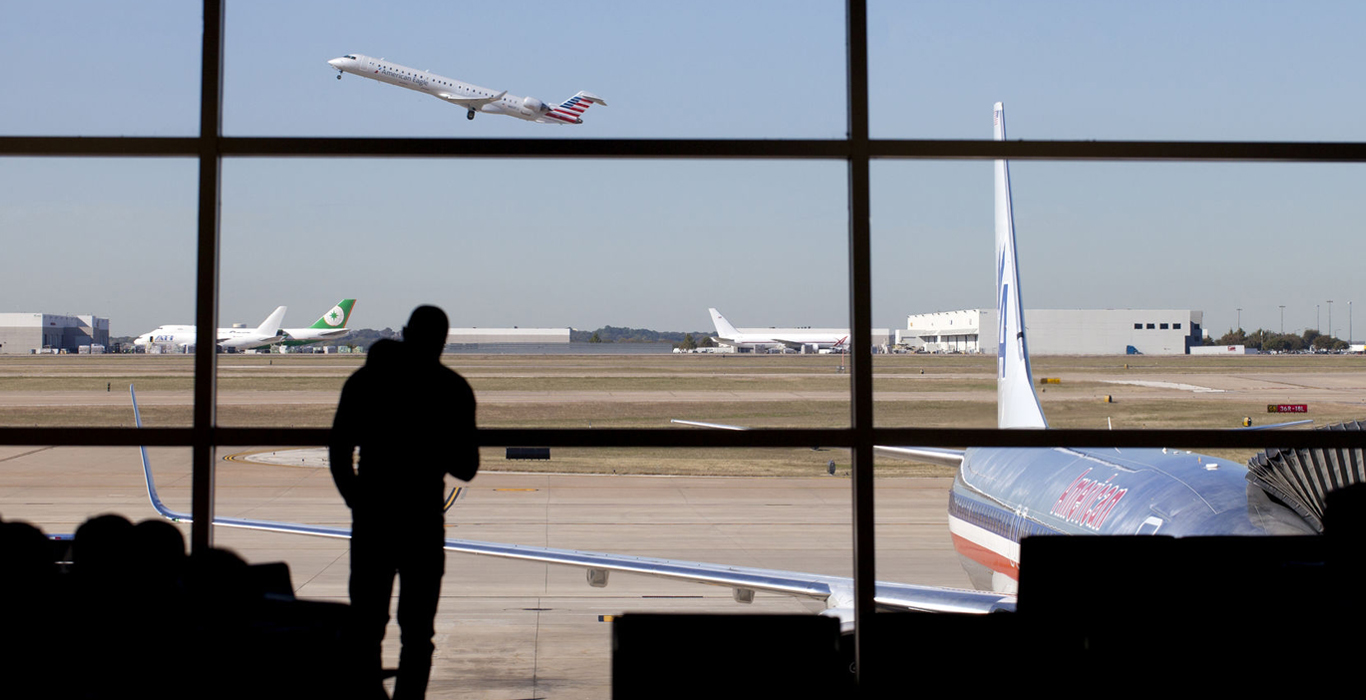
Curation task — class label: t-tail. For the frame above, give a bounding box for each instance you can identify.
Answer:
[543,91,607,124]
[309,299,356,330]
[708,308,740,342]
[994,103,1048,429]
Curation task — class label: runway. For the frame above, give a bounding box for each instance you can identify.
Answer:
[0,445,966,699]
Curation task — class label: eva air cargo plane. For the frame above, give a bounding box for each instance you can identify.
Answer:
[277,299,356,348]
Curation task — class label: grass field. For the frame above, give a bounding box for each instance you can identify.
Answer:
[3,351,1364,475]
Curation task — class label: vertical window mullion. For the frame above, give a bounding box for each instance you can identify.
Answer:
[845,0,877,688]
[191,0,225,553]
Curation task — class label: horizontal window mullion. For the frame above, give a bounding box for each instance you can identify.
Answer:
[5,137,1366,163]
[2,426,1361,451]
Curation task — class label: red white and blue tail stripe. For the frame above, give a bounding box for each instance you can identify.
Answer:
[541,91,607,124]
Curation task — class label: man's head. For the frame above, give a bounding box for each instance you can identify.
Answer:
[403,305,449,359]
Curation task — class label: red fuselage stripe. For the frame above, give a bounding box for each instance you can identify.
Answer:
[950,532,1019,581]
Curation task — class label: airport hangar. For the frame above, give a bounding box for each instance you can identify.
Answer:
[896,309,1203,355]
[445,327,570,351]
[0,313,109,354]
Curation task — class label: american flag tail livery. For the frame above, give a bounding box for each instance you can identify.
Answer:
[542,91,608,124]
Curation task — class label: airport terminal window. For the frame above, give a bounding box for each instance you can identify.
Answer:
[6,1,1366,687]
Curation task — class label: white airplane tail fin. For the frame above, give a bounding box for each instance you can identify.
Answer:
[545,91,607,124]
[255,305,288,336]
[994,103,1048,429]
[709,308,740,341]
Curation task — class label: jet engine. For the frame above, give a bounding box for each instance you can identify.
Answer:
[520,96,549,115]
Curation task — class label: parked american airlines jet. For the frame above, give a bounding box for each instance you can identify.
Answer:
[134,104,1351,626]
[132,306,288,352]
[708,308,849,351]
[327,53,606,124]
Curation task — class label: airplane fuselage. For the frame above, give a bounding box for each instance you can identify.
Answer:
[948,446,1315,592]
[328,54,587,124]
[133,325,284,351]
[718,332,849,351]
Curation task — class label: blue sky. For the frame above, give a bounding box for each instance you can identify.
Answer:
[3,2,1364,338]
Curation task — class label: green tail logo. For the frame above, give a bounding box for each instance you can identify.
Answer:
[311,299,356,329]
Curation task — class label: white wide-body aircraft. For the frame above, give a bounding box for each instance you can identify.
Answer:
[328,53,606,124]
[134,104,1351,628]
[708,308,849,352]
[133,306,287,352]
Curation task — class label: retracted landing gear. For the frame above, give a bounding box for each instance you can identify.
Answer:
[467,109,476,121]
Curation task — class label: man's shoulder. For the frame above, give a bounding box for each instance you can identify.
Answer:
[435,365,474,395]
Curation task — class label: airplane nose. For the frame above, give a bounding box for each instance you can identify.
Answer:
[328,58,343,68]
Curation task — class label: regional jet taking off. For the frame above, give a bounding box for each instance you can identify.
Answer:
[134,104,1356,626]
[328,53,606,124]
[278,299,357,348]
[708,308,849,351]
[133,306,288,351]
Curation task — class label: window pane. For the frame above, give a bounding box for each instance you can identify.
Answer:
[870,1,1366,141]
[217,159,850,428]
[226,1,845,138]
[0,446,191,538]
[0,159,197,426]
[208,448,855,695]
[0,1,201,135]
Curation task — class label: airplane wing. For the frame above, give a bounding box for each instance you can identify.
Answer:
[874,446,966,468]
[436,90,507,108]
[670,420,966,469]
[132,387,1013,619]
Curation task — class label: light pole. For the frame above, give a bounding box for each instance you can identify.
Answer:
[1236,308,1242,331]
[1350,301,1353,345]
[1317,304,1320,333]
[1328,300,1333,341]
[1279,305,1285,334]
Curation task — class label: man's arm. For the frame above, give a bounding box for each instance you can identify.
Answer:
[447,375,480,482]
[329,376,361,508]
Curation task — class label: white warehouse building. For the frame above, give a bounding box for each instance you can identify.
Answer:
[897,309,1203,356]
[0,313,110,354]
[445,327,570,349]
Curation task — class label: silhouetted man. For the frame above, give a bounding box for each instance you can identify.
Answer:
[331,307,478,699]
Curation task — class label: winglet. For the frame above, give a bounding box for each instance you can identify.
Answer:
[131,384,190,523]
[309,299,356,330]
[994,103,1048,429]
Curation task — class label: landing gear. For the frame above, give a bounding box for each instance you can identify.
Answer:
[336,72,342,80]
[466,110,476,121]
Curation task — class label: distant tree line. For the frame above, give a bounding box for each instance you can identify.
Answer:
[569,326,712,344]
[1203,328,1350,352]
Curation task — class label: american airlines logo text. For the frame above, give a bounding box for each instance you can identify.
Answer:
[1049,468,1128,531]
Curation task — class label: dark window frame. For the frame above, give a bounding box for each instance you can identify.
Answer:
[4,0,1366,685]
